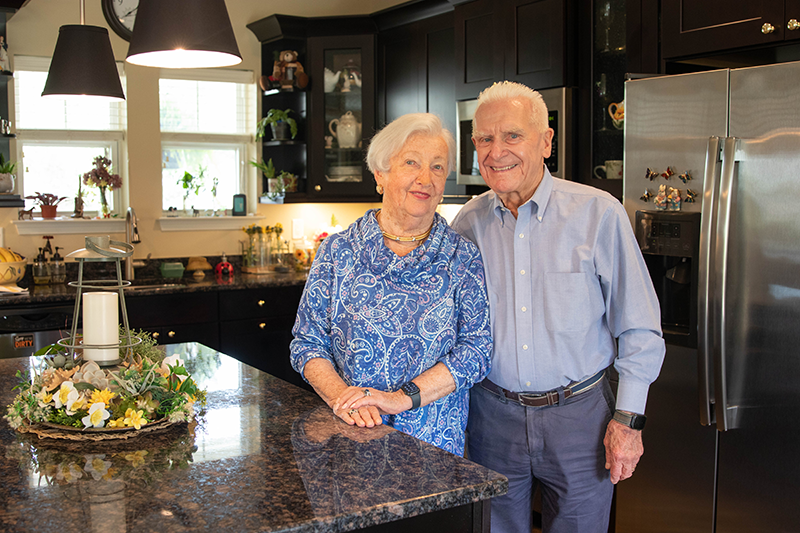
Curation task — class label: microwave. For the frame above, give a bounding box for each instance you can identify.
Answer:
[456,87,574,185]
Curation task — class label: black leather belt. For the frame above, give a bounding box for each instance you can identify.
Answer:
[479,369,605,407]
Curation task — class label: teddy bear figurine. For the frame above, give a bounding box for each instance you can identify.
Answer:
[271,50,309,92]
[667,187,682,211]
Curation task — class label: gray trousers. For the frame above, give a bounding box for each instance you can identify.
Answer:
[467,378,615,533]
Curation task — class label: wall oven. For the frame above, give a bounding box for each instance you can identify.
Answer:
[456,87,574,185]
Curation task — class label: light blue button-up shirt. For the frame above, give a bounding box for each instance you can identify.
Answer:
[451,167,664,414]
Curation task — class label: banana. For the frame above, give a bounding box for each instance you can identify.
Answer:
[11,250,23,261]
[0,247,15,262]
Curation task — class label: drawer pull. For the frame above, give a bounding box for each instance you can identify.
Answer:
[314,185,322,191]
[168,330,176,338]
[152,332,160,339]
[762,22,776,34]
[259,322,266,329]
[258,299,265,307]
[788,19,800,30]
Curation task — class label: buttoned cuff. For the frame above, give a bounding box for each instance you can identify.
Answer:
[615,379,650,415]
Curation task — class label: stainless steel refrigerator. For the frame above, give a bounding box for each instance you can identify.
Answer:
[617,61,800,532]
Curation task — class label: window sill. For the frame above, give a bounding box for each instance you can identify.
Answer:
[13,217,126,236]
[157,215,264,232]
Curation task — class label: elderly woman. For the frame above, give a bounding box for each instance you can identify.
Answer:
[290,113,492,455]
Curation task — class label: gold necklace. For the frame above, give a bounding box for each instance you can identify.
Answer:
[377,210,433,243]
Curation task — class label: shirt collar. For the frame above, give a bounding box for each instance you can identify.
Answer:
[491,165,554,225]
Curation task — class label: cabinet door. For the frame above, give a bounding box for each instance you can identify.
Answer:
[307,34,378,200]
[788,0,800,42]
[153,321,219,350]
[501,0,568,90]
[454,0,504,100]
[661,0,785,59]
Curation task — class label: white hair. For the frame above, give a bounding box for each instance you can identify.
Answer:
[366,113,456,175]
[472,81,549,135]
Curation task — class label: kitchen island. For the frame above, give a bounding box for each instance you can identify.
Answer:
[0,344,507,532]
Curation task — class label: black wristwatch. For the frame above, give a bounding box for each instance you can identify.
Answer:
[613,410,647,430]
[401,381,421,410]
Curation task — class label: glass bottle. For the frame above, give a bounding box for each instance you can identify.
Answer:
[33,248,50,285]
[50,246,66,284]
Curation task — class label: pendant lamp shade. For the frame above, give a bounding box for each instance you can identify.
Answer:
[42,25,125,100]
[126,0,242,69]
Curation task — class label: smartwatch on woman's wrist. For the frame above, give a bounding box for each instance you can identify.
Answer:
[401,381,421,410]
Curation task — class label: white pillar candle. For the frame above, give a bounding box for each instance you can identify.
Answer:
[82,292,119,363]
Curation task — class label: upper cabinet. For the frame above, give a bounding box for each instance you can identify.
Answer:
[454,0,575,100]
[662,0,800,59]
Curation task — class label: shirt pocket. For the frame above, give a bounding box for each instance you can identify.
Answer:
[544,272,595,332]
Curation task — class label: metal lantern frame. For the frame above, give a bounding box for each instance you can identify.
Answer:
[57,237,141,367]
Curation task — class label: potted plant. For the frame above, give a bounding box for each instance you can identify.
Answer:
[256,108,298,141]
[0,153,16,194]
[178,167,205,214]
[251,159,297,203]
[25,192,68,219]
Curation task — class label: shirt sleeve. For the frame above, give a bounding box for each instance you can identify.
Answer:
[290,239,337,382]
[595,202,666,414]
[439,246,493,392]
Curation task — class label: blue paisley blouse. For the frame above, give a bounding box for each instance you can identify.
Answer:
[290,210,493,455]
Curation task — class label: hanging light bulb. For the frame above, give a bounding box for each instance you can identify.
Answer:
[41,0,125,100]
[126,0,242,69]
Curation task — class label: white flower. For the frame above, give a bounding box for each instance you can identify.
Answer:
[83,454,112,481]
[54,381,76,409]
[65,390,86,415]
[34,387,53,407]
[82,402,110,428]
[160,354,184,374]
[56,463,84,484]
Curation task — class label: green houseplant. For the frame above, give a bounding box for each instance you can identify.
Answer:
[251,159,297,202]
[256,108,298,141]
[0,153,16,194]
[178,167,205,213]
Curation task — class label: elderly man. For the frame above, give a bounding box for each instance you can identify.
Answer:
[451,81,665,533]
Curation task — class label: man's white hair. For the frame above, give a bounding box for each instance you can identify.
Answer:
[472,81,549,135]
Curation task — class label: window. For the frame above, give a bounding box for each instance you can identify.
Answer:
[14,56,126,216]
[159,69,255,213]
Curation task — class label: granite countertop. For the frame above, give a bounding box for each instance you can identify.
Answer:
[0,345,508,532]
[0,271,308,307]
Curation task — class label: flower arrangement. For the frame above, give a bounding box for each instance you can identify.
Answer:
[4,329,206,437]
[83,156,122,217]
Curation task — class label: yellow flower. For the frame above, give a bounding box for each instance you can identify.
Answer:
[123,408,147,430]
[123,450,148,467]
[107,417,125,428]
[89,388,116,406]
[34,387,53,407]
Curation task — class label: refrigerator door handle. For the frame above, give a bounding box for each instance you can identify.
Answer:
[714,136,739,431]
[698,136,721,426]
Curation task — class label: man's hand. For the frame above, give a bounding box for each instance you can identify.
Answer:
[603,418,644,484]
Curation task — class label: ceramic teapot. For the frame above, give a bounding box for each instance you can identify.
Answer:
[324,68,341,93]
[328,111,362,149]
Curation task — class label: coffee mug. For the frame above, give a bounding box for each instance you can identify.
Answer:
[594,160,623,180]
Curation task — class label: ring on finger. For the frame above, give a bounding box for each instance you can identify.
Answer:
[348,408,358,415]
[363,389,371,397]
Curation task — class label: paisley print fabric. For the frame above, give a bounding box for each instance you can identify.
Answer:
[291,210,492,455]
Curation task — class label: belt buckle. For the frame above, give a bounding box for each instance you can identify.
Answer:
[545,390,559,406]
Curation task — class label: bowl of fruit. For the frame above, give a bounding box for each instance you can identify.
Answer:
[0,247,26,285]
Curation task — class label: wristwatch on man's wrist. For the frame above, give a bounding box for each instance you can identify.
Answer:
[401,381,421,410]
[613,410,647,430]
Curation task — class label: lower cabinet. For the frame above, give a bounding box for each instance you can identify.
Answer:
[125,291,220,351]
[218,285,310,391]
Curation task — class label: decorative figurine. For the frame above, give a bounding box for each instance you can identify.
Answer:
[678,171,692,184]
[685,189,698,203]
[661,166,675,179]
[272,50,308,92]
[654,184,668,210]
[645,168,659,181]
[0,36,9,74]
[18,207,33,220]
[640,189,653,202]
[667,187,682,211]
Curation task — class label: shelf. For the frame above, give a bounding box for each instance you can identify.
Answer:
[0,194,23,207]
[157,215,265,232]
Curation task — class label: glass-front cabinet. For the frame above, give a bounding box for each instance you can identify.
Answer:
[308,34,377,200]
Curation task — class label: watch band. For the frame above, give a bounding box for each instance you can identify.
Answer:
[401,381,421,410]
[613,410,646,430]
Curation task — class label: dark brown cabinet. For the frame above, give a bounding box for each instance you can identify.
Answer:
[218,285,309,390]
[454,0,574,100]
[662,0,800,59]
[125,291,220,350]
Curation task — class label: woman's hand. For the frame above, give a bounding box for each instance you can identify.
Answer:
[334,386,413,418]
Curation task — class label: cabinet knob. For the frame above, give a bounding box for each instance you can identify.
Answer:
[259,322,266,329]
[314,185,322,191]
[762,22,776,34]
[152,332,160,339]
[258,299,265,307]
[168,330,176,338]
[788,19,800,31]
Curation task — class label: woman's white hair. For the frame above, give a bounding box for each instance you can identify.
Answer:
[366,113,456,175]
[472,81,549,135]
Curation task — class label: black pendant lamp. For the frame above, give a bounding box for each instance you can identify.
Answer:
[126,0,242,69]
[42,1,125,100]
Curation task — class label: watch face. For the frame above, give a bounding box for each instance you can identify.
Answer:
[102,0,138,42]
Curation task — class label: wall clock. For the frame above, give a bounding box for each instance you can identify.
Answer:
[101,0,138,42]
